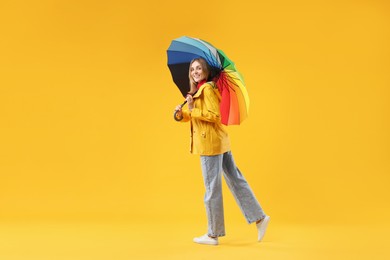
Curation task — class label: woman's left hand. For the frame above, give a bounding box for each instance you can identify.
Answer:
[186,95,194,111]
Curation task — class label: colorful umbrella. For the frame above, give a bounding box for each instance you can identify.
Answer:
[167,36,250,125]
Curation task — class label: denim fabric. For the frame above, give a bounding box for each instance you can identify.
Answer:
[200,151,266,237]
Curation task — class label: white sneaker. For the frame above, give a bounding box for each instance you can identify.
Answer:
[256,215,270,242]
[193,234,218,245]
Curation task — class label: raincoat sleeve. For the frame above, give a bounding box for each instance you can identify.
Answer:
[180,109,192,122]
[190,86,220,123]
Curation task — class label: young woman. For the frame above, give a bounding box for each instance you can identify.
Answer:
[174,58,270,246]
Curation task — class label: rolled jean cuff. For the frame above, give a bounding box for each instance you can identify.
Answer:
[250,214,267,224]
[208,233,226,237]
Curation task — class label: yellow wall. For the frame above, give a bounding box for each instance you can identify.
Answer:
[0,0,389,225]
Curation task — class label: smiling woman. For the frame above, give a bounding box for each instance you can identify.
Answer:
[173,57,270,245]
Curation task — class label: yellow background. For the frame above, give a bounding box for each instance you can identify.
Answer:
[0,0,389,259]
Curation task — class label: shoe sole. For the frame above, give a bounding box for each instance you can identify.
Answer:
[193,239,218,245]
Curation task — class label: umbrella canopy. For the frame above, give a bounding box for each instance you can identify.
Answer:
[167,36,250,125]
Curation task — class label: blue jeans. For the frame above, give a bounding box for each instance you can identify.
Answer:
[200,151,266,237]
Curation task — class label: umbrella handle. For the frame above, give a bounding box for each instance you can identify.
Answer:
[173,100,187,121]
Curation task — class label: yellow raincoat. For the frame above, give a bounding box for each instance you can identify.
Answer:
[178,81,231,155]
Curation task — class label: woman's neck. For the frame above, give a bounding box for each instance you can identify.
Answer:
[197,80,207,89]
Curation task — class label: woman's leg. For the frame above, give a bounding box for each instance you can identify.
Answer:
[200,154,225,237]
[222,151,266,224]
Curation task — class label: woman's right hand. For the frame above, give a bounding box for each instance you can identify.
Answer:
[174,105,183,119]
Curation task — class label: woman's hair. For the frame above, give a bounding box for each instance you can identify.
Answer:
[188,58,211,95]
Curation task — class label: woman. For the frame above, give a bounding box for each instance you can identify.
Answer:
[174,58,270,246]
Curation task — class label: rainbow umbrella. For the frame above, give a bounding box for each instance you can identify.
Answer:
[167,36,250,125]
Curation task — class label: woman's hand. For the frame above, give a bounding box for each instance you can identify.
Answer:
[174,105,183,120]
[186,95,194,111]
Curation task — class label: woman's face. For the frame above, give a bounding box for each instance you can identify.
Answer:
[190,60,206,83]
